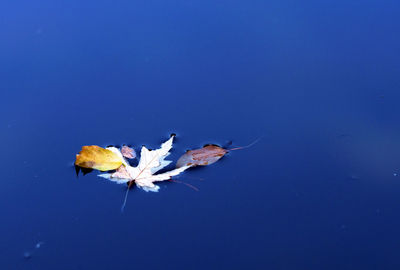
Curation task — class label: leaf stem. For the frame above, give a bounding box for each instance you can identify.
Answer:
[120,187,130,213]
[227,137,262,151]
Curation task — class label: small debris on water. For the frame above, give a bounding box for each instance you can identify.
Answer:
[23,241,44,260]
[35,242,44,249]
[23,251,31,260]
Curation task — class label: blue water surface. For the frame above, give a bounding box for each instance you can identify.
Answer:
[1,0,400,269]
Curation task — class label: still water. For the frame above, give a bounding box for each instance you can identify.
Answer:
[1,0,400,269]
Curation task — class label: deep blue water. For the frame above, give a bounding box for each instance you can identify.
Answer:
[1,0,400,269]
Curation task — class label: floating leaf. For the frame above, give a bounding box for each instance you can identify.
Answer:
[176,145,227,168]
[121,146,136,159]
[99,136,191,192]
[75,145,123,171]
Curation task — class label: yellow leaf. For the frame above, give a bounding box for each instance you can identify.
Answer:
[75,145,123,171]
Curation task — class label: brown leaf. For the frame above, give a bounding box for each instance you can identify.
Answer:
[176,145,227,168]
[121,146,136,159]
[75,146,123,171]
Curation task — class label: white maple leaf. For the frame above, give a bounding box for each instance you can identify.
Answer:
[99,136,191,192]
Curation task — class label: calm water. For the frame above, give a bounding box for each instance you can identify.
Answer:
[1,0,400,269]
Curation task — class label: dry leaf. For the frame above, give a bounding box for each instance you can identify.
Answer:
[99,136,191,192]
[75,145,124,171]
[121,146,136,159]
[176,145,227,168]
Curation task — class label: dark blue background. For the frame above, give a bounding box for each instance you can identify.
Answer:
[1,0,400,269]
